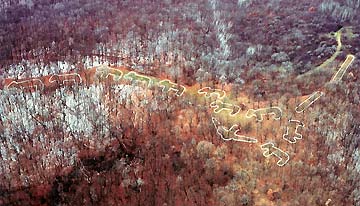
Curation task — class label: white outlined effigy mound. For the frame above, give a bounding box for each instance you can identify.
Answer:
[158,79,186,96]
[295,91,324,113]
[49,73,82,86]
[331,54,355,82]
[246,107,282,122]
[1,51,355,168]
[95,65,123,81]
[197,87,226,99]
[261,142,290,167]
[7,79,44,92]
[124,71,152,87]
[282,120,305,144]
[210,100,241,116]
[211,117,258,143]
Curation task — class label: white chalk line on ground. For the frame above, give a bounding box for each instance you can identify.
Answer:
[260,142,290,167]
[197,87,226,99]
[211,117,257,143]
[158,79,186,97]
[245,107,282,122]
[282,119,305,144]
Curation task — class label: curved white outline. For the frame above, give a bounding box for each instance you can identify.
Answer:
[197,87,226,99]
[282,119,305,144]
[331,54,355,82]
[6,79,44,91]
[124,71,152,87]
[96,66,123,81]
[49,73,82,85]
[211,117,257,143]
[260,142,290,167]
[158,79,186,96]
[245,107,282,122]
[295,91,324,113]
[210,100,240,116]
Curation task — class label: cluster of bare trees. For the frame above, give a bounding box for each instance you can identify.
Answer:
[1,0,360,205]
[3,0,353,85]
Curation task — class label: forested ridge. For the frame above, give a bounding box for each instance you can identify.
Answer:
[0,0,359,205]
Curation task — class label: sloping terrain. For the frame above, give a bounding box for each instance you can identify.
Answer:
[0,0,360,206]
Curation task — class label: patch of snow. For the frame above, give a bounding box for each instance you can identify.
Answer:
[3,60,75,79]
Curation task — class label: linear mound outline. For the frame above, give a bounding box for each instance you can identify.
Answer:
[331,54,355,82]
[295,91,324,113]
